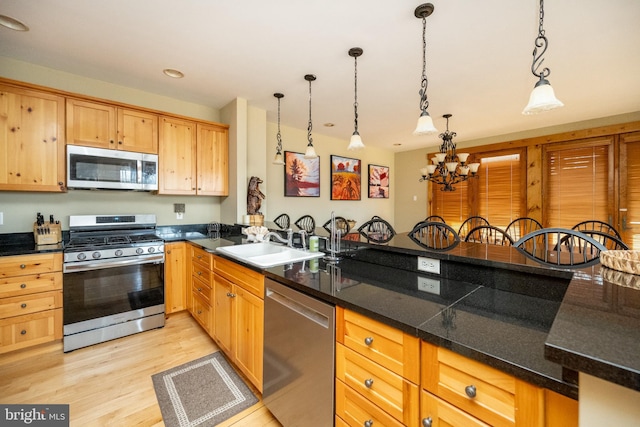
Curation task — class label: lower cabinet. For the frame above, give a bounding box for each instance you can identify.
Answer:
[187,244,264,392]
[335,308,578,427]
[0,253,63,354]
[165,241,188,314]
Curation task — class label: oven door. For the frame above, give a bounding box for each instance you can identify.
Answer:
[63,257,165,351]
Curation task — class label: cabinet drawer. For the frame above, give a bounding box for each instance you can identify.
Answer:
[335,380,404,427]
[0,308,62,354]
[0,272,62,298]
[213,255,264,298]
[190,291,212,333]
[191,276,212,305]
[336,343,418,425]
[337,307,420,383]
[0,290,62,319]
[191,246,213,270]
[421,341,543,427]
[191,262,212,284]
[421,389,491,427]
[0,253,62,278]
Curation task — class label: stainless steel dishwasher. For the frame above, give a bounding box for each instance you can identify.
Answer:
[263,278,335,427]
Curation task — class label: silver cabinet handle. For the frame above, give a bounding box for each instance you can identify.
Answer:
[364,336,374,346]
[227,292,236,298]
[422,417,433,427]
[20,264,26,269]
[20,284,26,289]
[20,330,27,335]
[465,384,477,398]
[21,303,27,309]
[364,378,374,388]
[364,420,373,427]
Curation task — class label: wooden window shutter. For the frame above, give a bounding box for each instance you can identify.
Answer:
[544,137,613,229]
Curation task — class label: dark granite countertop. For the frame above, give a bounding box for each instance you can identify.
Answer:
[0,232,64,256]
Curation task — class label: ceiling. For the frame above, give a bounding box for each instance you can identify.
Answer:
[1,0,639,152]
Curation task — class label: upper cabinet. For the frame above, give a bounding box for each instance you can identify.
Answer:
[0,84,66,192]
[66,98,158,154]
[158,116,228,196]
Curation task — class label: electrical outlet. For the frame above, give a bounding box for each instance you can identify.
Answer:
[417,256,440,274]
[417,276,441,295]
[176,212,184,220]
[0,212,3,225]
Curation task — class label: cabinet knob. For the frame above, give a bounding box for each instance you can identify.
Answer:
[118,140,122,145]
[227,292,236,298]
[20,264,26,269]
[197,287,202,292]
[422,417,433,427]
[20,330,27,335]
[20,284,26,289]
[167,250,171,254]
[364,378,374,388]
[364,336,374,346]
[110,140,115,145]
[197,271,202,275]
[197,310,202,315]
[465,384,477,398]
[21,303,27,309]
[364,420,373,427]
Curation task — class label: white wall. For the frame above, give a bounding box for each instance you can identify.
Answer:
[579,373,640,427]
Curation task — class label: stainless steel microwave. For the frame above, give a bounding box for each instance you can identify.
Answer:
[67,145,158,191]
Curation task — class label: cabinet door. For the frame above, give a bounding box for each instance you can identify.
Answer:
[165,242,187,314]
[118,108,158,154]
[196,123,228,196]
[158,116,196,194]
[213,274,234,355]
[66,98,116,149]
[234,285,264,392]
[0,85,65,192]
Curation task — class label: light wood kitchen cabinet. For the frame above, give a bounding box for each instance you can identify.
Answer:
[188,246,213,333]
[336,307,420,426]
[0,253,63,353]
[164,242,187,314]
[66,98,158,154]
[0,84,66,192]
[421,340,545,427]
[158,117,229,195]
[212,255,264,392]
[421,389,491,427]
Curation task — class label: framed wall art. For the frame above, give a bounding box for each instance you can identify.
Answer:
[368,164,389,198]
[330,155,361,200]
[284,151,320,197]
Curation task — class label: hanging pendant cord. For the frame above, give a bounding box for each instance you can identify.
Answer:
[419,15,430,113]
[353,55,359,133]
[307,79,313,146]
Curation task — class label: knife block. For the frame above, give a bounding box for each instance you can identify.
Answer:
[33,222,62,245]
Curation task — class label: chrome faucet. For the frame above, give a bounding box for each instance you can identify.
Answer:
[264,229,293,247]
[298,230,307,251]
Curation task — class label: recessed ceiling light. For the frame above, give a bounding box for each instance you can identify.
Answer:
[393,143,402,146]
[0,15,29,31]
[163,69,184,79]
[324,123,335,127]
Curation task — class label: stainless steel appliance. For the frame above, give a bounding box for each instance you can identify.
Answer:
[263,278,335,426]
[63,214,165,352]
[67,145,158,191]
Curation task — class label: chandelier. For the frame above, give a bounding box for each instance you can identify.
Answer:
[419,114,480,191]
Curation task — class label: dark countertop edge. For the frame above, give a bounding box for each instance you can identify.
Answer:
[545,342,640,391]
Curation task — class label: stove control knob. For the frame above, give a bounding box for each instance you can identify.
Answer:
[77,253,86,261]
[115,250,123,257]
[92,252,101,259]
[136,248,144,255]
[148,247,155,253]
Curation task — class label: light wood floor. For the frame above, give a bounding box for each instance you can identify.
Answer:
[0,312,282,427]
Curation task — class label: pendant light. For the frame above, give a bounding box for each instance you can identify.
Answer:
[272,93,285,165]
[347,47,365,151]
[523,0,564,114]
[304,74,318,159]
[413,3,438,136]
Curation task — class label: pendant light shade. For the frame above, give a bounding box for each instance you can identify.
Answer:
[347,47,365,151]
[304,74,318,159]
[413,3,438,136]
[523,0,563,115]
[272,93,285,165]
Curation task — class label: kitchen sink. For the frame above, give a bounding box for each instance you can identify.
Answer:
[215,242,324,268]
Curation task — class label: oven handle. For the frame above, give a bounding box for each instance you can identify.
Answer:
[63,254,165,273]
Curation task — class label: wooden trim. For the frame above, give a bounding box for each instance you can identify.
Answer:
[0,76,229,129]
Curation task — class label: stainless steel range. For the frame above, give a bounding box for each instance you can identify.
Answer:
[63,214,165,352]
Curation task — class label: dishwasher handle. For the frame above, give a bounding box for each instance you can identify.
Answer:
[266,287,330,329]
